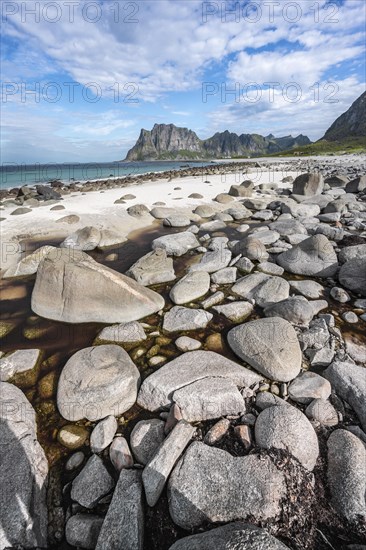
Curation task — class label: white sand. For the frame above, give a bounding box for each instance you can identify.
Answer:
[0,156,353,271]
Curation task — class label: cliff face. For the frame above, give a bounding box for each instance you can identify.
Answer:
[125,124,311,160]
[322,91,366,141]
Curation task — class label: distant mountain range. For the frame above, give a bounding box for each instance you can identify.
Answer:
[125,124,311,161]
[322,91,366,141]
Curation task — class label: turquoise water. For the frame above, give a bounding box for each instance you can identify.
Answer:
[0,161,214,190]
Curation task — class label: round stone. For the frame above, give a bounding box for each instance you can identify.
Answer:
[57,425,89,450]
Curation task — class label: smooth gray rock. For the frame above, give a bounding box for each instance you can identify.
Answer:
[168,522,290,550]
[130,419,165,465]
[172,377,245,422]
[189,249,232,274]
[339,258,366,296]
[97,321,147,344]
[168,442,286,529]
[330,286,350,303]
[264,297,328,326]
[32,249,165,323]
[137,350,262,412]
[169,272,210,304]
[60,226,101,250]
[251,229,280,245]
[255,405,319,470]
[346,175,366,193]
[282,201,320,218]
[71,455,115,509]
[126,248,176,285]
[96,470,143,550]
[256,391,287,411]
[288,372,331,404]
[339,244,366,264]
[194,205,216,218]
[127,204,150,217]
[290,280,324,299]
[152,231,199,256]
[257,261,284,276]
[66,514,104,549]
[324,361,366,430]
[213,301,253,322]
[327,430,366,521]
[57,345,140,421]
[200,220,226,231]
[0,382,48,549]
[227,318,302,382]
[305,398,339,427]
[3,245,57,278]
[164,215,191,227]
[231,237,268,261]
[175,336,201,351]
[269,219,307,236]
[0,348,41,382]
[228,183,253,197]
[163,306,212,332]
[231,273,290,308]
[211,267,237,284]
[277,235,338,277]
[109,436,134,471]
[143,421,196,507]
[90,415,118,454]
[293,172,324,196]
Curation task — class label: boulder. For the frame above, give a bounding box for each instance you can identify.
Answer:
[230,237,268,261]
[90,415,118,453]
[97,321,147,344]
[152,231,199,256]
[305,399,339,427]
[143,421,196,506]
[277,235,338,277]
[169,272,210,304]
[231,273,290,308]
[66,514,104,549]
[228,181,253,197]
[293,172,324,196]
[227,318,302,382]
[137,350,262,412]
[31,249,164,323]
[71,455,114,508]
[168,442,285,529]
[130,419,165,465]
[338,244,366,264]
[163,306,212,332]
[194,205,216,218]
[175,336,202,351]
[269,219,307,236]
[211,267,237,284]
[288,372,331,404]
[264,297,328,325]
[327,430,366,521]
[3,245,57,278]
[168,522,290,550]
[164,215,191,227]
[57,345,140,421]
[0,348,41,382]
[0,382,48,549]
[95,470,143,550]
[189,249,232,274]
[127,204,150,217]
[126,248,176,286]
[345,175,366,193]
[60,226,101,250]
[339,258,366,296]
[172,377,245,422]
[213,301,253,323]
[289,280,324,299]
[255,405,319,470]
[324,361,366,430]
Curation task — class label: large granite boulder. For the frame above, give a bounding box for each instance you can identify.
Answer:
[60,226,101,251]
[277,235,338,277]
[231,273,290,308]
[338,258,366,296]
[57,345,140,421]
[96,470,144,549]
[31,248,164,323]
[137,350,262,412]
[227,318,302,382]
[293,172,324,196]
[327,430,366,521]
[3,245,57,278]
[169,523,290,550]
[126,248,176,286]
[255,405,319,470]
[0,382,48,549]
[152,231,199,256]
[169,272,210,304]
[168,442,286,529]
[324,361,366,430]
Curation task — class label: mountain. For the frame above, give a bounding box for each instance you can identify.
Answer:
[322,91,366,141]
[125,124,311,160]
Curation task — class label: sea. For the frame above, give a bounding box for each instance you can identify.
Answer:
[0,161,215,190]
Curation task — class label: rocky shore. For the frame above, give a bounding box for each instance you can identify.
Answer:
[0,157,366,549]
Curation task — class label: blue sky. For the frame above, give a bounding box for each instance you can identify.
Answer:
[1,0,365,163]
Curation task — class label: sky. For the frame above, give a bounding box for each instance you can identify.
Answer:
[1,0,365,163]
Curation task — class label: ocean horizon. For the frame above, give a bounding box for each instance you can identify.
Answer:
[0,160,214,190]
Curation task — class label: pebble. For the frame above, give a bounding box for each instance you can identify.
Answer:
[330,287,350,303]
[234,425,252,450]
[204,418,230,445]
[57,425,89,450]
[65,452,85,472]
[342,311,359,323]
[109,436,134,471]
[175,336,202,351]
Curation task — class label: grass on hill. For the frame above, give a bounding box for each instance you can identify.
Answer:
[268,136,366,157]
